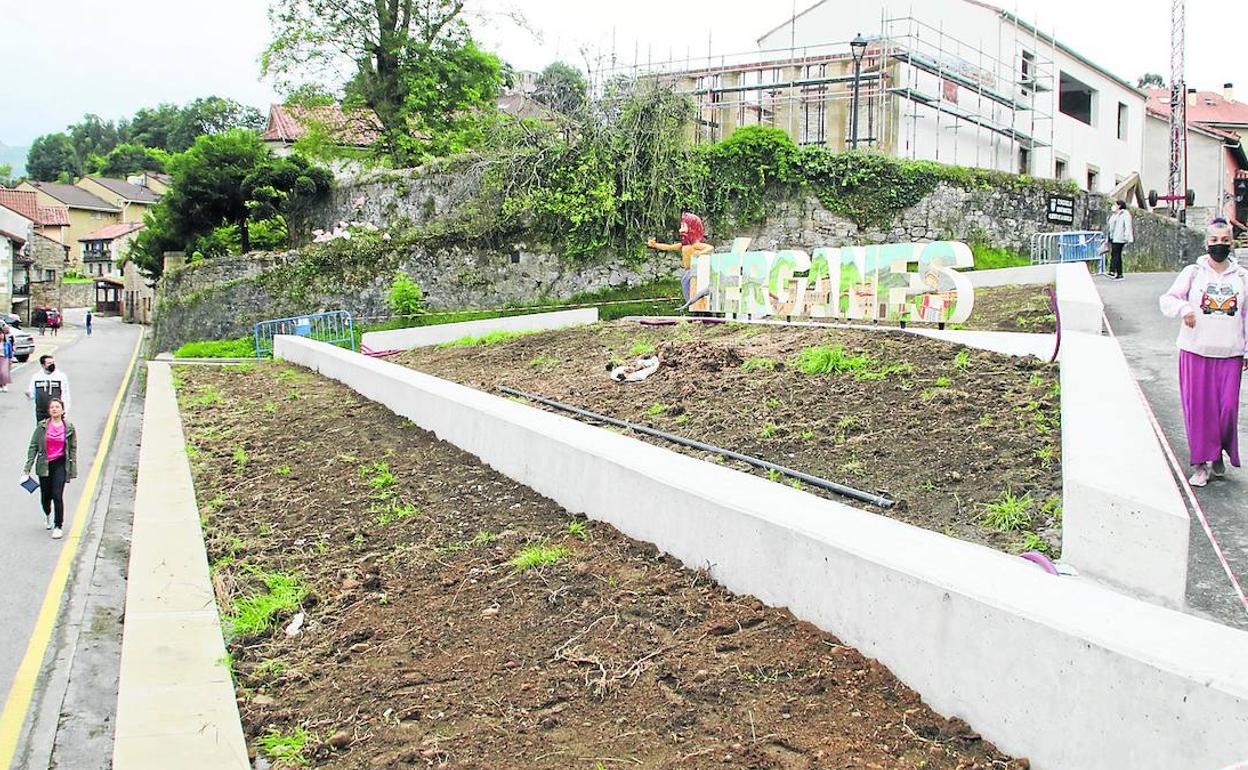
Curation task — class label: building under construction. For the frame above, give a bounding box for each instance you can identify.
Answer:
[599,0,1147,197]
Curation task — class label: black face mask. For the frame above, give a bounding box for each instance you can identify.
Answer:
[1209,244,1233,263]
[44,363,55,373]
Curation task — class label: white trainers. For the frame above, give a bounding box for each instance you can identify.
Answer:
[44,513,52,530]
[1189,463,1211,487]
[52,528,63,540]
[1212,459,1226,478]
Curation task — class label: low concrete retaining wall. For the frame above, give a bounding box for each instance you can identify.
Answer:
[967,264,1056,288]
[361,308,599,351]
[1055,262,1104,334]
[113,363,248,769]
[1059,331,1190,606]
[275,336,1248,770]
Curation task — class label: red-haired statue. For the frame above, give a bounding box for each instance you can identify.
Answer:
[647,212,714,302]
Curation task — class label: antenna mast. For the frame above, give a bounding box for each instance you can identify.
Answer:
[1168,0,1187,215]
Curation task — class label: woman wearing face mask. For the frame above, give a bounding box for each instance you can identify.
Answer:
[1159,219,1248,487]
[23,397,77,539]
[1105,200,1134,280]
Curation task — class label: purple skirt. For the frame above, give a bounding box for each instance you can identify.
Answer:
[1178,350,1243,466]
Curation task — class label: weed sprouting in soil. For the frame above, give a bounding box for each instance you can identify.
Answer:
[275,464,292,476]
[510,543,571,571]
[185,443,200,460]
[759,423,779,439]
[264,401,278,413]
[980,492,1035,531]
[767,469,783,482]
[1040,496,1063,526]
[953,350,972,370]
[935,376,952,388]
[258,726,315,767]
[795,345,874,375]
[765,397,780,409]
[855,362,914,381]
[232,446,249,466]
[1034,446,1057,468]
[188,386,222,408]
[645,403,670,416]
[790,479,805,491]
[253,658,287,680]
[800,430,815,440]
[360,462,397,498]
[530,355,560,369]
[629,340,657,356]
[1012,531,1057,557]
[376,502,420,526]
[741,357,776,372]
[567,520,590,541]
[673,414,690,425]
[228,569,307,638]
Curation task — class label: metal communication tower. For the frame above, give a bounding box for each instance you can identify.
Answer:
[1168,0,1187,214]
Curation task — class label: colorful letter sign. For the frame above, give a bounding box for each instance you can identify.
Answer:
[689,238,975,324]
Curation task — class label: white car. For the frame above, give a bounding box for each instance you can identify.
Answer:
[2,314,34,362]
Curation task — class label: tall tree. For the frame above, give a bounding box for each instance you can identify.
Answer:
[533,61,587,115]
[168,97,265,152]
[128,103,184,150]
[263,0,471,146]
[95,143,168,176]
[0,163,14,187]
[1137,73,1166,89]
[26,133,80,181]
[68,114,123,162]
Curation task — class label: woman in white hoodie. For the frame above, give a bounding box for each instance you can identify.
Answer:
[1159,218,1248,487]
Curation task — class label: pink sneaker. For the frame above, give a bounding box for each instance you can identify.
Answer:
[1189,464,1210,487]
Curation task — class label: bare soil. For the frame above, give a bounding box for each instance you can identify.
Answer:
[397,321,1062,556]
[176,363,1026,769]
[955,285,1057,335]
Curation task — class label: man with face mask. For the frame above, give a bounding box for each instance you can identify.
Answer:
[25,354,71,422]
[1159,218,1248,487]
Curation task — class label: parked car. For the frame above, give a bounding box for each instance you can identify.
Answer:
[1,312,20,329]
[6,326,34,362]
[33,307,62,329]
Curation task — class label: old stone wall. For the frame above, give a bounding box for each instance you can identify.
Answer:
[154,168,1207,352]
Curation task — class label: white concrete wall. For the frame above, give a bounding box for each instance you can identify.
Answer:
[276,336,1248,770]
[1054,262,1104,333]
[1058,330,1190,607]
[361,308,599,352]
[1144,113,1229,218]
[967,264,1056,287]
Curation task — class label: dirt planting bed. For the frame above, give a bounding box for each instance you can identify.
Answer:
[398,320,1062,556]
[955,285,1056,334]
[176,363,1025,769]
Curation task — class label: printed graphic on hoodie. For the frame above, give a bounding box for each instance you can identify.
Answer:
[1200,281,1240,316]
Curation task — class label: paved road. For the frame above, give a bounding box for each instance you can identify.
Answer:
[1099,272,1248,629]
[0,313,141,705]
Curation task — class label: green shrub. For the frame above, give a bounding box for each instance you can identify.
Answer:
[386,272,425,316]
[174,337,256,358]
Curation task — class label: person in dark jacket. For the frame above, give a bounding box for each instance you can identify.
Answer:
[24,398,78,539]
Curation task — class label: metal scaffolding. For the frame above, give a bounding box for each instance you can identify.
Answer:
[591,12,1059,176]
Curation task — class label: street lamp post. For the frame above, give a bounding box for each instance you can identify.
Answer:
[849,33,868,150]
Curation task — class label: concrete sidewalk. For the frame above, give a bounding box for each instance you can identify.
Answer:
[1099,272,1248,629]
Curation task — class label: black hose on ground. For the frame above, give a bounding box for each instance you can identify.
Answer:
[497,385,896,509]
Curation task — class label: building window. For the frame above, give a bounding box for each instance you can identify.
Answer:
[1021,50,1036,95]
[44,269,56,282]
[1087,166,1099,192]
[1055,157,1068,180]
[1059,71,1096,125]
[1117,102,1128,140]
[1018,147,1031,175]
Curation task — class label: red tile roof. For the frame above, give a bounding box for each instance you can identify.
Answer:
[0,189,39,222]
[1145,88,1248,129]
[79,221,145,242]
[263,103,384,147]
[36,205,70,226]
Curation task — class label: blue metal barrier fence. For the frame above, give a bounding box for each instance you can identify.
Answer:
[1029,231,1107,275]
[253,310,357,359]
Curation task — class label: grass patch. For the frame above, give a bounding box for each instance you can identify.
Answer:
[953,350,971,370]
[855,362,913,381]
[232,445,249,466]
[188,386,222,408]
[980,492,1035,532]
[759,423,779,439]
[274,464,292,476]
[567,520,589,541]
[628,340,657,356]
[359,461,397,499]
[970,243,1030,271]
[436,329,538,348]
[510,543,571,571]
[228,569,307,638]
[1012,531,1057,557]
[794,345,874,375]
[174,337,256,359]
[644,403,669,417]
[375,501,419,526]
[741,357,776,372]
[258,726,315,766]
[530,355,559,369]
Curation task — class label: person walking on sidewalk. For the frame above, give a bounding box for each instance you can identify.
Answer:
[85,311,92,336]
[1159,218,1248,487]
[23,398,77,539]
[0,324,13,392]
[26,354,71,421]
[1106,200,1134,280]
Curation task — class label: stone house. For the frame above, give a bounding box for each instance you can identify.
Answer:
[79,221,145,277]
[122,259,155,324]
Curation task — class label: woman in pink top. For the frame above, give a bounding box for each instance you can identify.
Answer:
[1159,219,1248,487]
[23,397,78,539]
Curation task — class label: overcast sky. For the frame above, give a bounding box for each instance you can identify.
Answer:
[1,0,1244,146]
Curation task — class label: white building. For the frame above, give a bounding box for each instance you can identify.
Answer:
[649,0,1146,193]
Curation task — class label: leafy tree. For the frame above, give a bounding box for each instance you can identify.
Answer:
[168,97,265,153]
[534,61,587,115]
[1137,73,1166,89]
[68,114,123,162]
[397,38,502,157]
[128,103,184,150]
[91,143,168,176]
[0,163,14,187]
[129,131,332,275]
[26,133,81,181]
[264,0,499,160]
